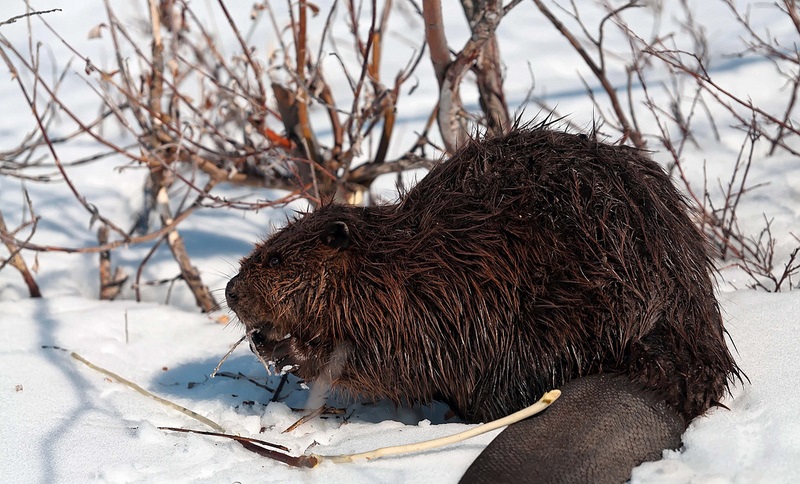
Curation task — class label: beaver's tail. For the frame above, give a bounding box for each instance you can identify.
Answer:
[460,374,685,484]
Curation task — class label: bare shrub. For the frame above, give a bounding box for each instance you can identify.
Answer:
[1,0,799,307]
[525,0,800,291]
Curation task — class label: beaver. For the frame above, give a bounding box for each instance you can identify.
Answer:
[225,126,741,481]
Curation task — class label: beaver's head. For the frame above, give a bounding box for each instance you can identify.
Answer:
[225,205,364,382]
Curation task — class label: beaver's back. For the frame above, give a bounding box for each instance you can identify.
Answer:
[388,128,739,422]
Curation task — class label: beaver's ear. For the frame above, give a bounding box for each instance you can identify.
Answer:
[322,221,350,250]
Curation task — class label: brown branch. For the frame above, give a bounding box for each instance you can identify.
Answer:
[293,0,326,185]
[159,427,318,467]
[0,204,198,255]
[423,0,449,84]
[437,0,504,151]
[373,93,397,166]
[314,73,345,158]
[0,8,61,28]
[155,184,217,312]
[461,0,511,135]
[0,209,41,298]
[348,154,435,186]
[368,1,398,166]
[147,0,166,134]
[98,225,128,300]
[471,34,510,134]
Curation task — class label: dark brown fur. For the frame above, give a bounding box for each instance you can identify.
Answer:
[226,126,740,424]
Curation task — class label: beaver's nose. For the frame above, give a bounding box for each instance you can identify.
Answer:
[225,274,242,309]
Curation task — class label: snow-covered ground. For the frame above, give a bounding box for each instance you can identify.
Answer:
[2,1,799,483]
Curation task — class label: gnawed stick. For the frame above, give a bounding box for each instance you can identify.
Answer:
[282,405,328,434]
[319,389,561,464]
[210,333,248,378]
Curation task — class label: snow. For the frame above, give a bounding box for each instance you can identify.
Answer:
[1,297,498,482]
[2,0,800,483]
[3,292,799,482]
[633,290,800,483]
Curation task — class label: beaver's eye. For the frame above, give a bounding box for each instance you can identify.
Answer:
[260,254,281,268]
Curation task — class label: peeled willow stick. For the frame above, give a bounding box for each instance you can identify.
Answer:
[317,389,561,465]
[168,388,561,468]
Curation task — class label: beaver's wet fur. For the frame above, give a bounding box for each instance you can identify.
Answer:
[226,126,740,425]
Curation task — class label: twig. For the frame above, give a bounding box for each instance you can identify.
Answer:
[0,204,199,254]
[0,8,61,28]
[283,406,328,433]
[216,0,267,104]
[46,347,225,433]
[0,208,41,297]
[210,334,248,378]
[98,225,128,300]
[155,186,217,312]
[213,372,276,392]
[158,427,290,451]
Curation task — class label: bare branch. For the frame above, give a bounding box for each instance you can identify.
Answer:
[0,8,61,28]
